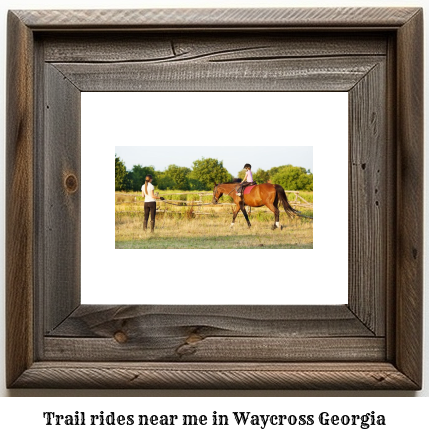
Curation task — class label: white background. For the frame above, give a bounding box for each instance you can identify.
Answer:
[82,92,348,305]
[0,0,428,425]
[2,397,429,434]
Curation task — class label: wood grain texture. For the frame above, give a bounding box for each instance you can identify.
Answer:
[52,56,383,92]
[43,64,81,333]
[33,38,46,361]
[384,34,398,363]
[395,10,424,388]
[47,305,375,338]
[42,33,388,63]
[43,305,380,362]
[348,62,386,336]
[11,362,419,390]
[14,8,420,29]
[6,11,35,388]
[44,337,385,362]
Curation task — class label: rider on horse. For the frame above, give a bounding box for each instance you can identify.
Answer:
[236,163,256,196]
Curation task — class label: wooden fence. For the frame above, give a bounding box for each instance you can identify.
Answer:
[115,191,313,209]
[115,191,313,215]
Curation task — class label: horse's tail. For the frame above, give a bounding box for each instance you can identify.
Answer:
[274,184,313,220]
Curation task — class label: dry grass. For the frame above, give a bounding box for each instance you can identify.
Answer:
[115,190,313,249]
[115,212,312,249]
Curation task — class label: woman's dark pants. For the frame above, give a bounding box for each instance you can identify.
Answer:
[143,202,156,232]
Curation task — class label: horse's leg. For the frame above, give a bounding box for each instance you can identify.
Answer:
[240,201,251,228]
[273,195,282,229]
[230,203,241,228]
[265,202,281,230]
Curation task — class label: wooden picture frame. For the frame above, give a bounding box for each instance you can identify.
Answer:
[6,7,423,389]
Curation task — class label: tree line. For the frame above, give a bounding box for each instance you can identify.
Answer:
[115,155,313,192]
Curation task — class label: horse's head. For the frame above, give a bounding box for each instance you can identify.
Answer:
[212,183,223,204]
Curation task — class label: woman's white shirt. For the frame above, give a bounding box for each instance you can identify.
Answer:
[142,182,156,202]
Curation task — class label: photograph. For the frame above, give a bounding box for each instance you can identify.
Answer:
[114,146,314,249]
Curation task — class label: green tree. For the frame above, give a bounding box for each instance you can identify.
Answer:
[164,165,191,190]
[190,157,232,190]
[253,168,270,184]
[129,164,156,191]
[297,172,313,191]
[115,154,129,191]
[187,177,206,191]
[269,165,290,179]
[271,165,313,191]
[155,173,175,190]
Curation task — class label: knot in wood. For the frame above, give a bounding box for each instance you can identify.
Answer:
[186,333,203,344]
[65,174,78,193]
[114,331,128,343]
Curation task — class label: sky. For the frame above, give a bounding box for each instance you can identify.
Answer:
[115,145,313,177]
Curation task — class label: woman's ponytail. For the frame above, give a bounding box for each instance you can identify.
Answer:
[145,175,152,196]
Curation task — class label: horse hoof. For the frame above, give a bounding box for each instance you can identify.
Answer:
[271,225,277,230]
[280,225,283,231]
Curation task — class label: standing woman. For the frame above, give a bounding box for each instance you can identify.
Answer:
[142,175,161,232]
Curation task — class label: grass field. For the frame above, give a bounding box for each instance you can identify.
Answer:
[115,190,313,249]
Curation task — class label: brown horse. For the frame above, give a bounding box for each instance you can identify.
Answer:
[212,182,309,229]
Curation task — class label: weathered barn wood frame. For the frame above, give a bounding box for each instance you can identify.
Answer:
[6,8,423,389]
